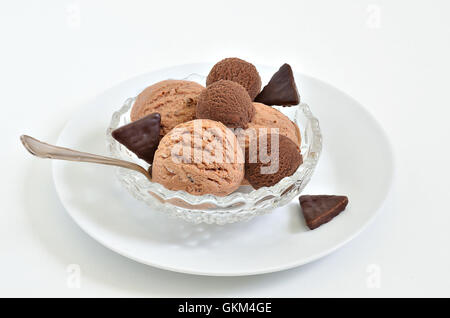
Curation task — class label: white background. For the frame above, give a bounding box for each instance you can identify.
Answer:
[1,0,449,297]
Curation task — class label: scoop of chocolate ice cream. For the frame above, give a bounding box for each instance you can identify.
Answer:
[245,133,302,189]
[196,80,255,128]
[206,58,262,100]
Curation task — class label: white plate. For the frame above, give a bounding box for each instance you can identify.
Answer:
[53,63,393,276]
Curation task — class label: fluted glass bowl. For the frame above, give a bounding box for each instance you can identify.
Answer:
[106,74,322,224]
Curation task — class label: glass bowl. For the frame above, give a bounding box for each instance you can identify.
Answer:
[106,74,322,224]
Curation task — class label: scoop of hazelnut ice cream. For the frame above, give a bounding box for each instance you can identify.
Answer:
[152,119,244,196]
[244,102,301,147]
[131,80,204,137]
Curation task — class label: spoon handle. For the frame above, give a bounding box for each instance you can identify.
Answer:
[20,135,151,180]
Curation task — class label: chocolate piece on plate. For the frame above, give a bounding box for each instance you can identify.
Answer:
[255,64,300,106]
[112,112,161,164]
[245,133,303,189]
[299,195,349,230]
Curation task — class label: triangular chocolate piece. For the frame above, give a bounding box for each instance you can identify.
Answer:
[255,64,300,106]
[299,195,348,230]
[112,113,161,164]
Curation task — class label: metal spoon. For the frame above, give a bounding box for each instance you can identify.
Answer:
[20,135,151,181]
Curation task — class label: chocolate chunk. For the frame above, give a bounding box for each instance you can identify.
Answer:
[299,195,349,230]
[255,64,300,106]
[112,113,161,164]
[245,133,303,189]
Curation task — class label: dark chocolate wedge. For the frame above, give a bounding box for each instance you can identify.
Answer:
[112,113,161,164]
[299,195,349,230]
[255,64,300,106]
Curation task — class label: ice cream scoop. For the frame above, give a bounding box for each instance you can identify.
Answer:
[235,102,301,186]
[152,119,244,196]
[245,133,303,190]
[206,58,261,100]
[244,102,301,147]
[131,80,204,137]
[196,80,255,128]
